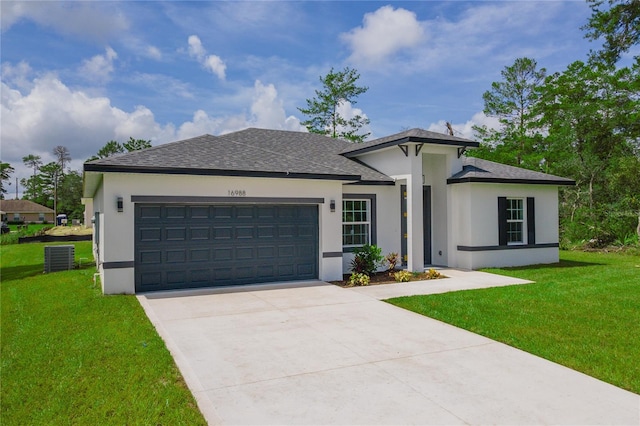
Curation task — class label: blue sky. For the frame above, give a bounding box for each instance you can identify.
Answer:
[1,1,598,195]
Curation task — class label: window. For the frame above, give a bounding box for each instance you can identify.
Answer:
[13,213,20,221]
[39,213,45,221]
[506,198,524,244]
[342,200,370,247]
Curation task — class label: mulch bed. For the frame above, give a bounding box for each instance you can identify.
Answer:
[330,270,446,287]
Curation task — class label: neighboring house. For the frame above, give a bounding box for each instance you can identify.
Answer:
[83,128,574,294]
[0,200,55,223]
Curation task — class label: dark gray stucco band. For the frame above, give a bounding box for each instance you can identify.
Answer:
[457,243,559,252]
[131,196,325,204]
[322,252,343,258]
[103,261,135,269]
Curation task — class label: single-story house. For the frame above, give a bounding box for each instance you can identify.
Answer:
[83,128,574,294]
[0,199,55,223]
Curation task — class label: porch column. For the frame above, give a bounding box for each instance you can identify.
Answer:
[406,148,424,272]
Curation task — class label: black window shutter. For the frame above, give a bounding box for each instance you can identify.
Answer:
[527,197,535,245]
[498,197,508,246]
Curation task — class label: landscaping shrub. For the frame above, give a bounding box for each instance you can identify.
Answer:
[394,270,412,282]
[385,252,399,271]
[425,268,443,279]
[348,272,370,287]
[350,244,383,275]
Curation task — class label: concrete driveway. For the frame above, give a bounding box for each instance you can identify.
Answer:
[138,272,639,425]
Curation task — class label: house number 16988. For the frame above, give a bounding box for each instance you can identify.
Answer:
[228,190,246,197]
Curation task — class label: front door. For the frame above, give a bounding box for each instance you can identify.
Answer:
[400,185,432,266]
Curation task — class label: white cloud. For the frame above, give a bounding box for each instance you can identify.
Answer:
[177,80,304,138]
[187,35,226,80]
[427,112,501,141]
[342,6,425,66]
[79,47,118,83]
[1,73,304,184]
[1,61,33,91]
[146,46,162,61]
[250,81,304,131]
[0,74,175,168]
[1,1,128,42]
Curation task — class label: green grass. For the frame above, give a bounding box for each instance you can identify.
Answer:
[387,251,640,395]
[1,223,54,245]
[1,242,206,425]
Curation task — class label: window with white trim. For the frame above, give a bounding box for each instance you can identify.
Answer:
[342,199,370,247]
[507,198,524,244]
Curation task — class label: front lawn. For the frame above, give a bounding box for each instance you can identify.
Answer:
[0,242,206,425]
[387,251,640,395]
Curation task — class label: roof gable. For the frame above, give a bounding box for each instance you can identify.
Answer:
[448,157,575,186]
[0,199,55,213]
[341,128,479,157]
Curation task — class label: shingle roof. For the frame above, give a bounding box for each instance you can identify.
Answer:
[341,128,479,157]
[84,128,394,184]
[0,199,55,213]
[448,157,575,185]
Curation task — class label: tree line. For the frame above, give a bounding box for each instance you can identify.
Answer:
[0,138,151,221]
[469,0,639,245]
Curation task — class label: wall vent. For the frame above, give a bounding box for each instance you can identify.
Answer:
[44,245,75,273]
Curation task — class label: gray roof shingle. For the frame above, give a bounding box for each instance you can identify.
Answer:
[84,128,394,184]
[341,128,479,156]
[84,128,574,187]
[448,157,575,185]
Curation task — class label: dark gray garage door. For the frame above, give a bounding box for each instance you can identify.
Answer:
[135,204,318,292]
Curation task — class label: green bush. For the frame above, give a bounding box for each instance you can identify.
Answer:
[350,244,383,276]
[394,270,412,282]
[348,272,370,287]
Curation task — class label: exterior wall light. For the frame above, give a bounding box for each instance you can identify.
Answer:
[116,197,123,212]
[330,200,336,212]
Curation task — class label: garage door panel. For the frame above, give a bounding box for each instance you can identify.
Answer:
[213,267,233,281]
[190,248,210,262]
[236,206,254,218]
[140,250,162,264]
[190,227,210,240]
[167,206,186,218]
[236,247,254,260]
[139,228,161,242]
[135,204,318,292]
[166,270,187,285]
[190,269,210,284]
[213,247,233,261]
[190,206,210,219]
[236,226,254,239]
[139,272,162,287]
[166,250,186,263]
[257,226,275,238]
[278,225,295,238]
[258,246,276,259]
[213,227,232,240]
[213,206,232,218]
[166,227,186,241]
[139,206,162,219]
